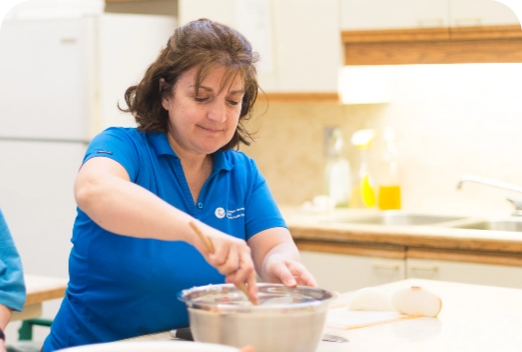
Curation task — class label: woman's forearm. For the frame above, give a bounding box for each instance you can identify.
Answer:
[75,171,199,245]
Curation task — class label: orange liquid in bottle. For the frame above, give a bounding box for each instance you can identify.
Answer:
[378,185,401,210]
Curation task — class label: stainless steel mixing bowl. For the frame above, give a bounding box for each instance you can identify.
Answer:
[178,283,337,352]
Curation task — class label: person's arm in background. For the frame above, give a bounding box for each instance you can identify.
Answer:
[0,207,27,351]
[0,303,12,352]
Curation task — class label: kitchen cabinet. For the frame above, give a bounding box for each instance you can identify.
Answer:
[406,258,522,289]
[450,0,519,27]
[340,0,449,30]
[300,251,406,293]
[341,0,521,65]
[178,0,340,102]
[298,240,522,291]
[406,247,522,289]
[296,241,406,293]
[341,0,519,30]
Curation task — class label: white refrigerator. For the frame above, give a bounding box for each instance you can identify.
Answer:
[0,9,176,341]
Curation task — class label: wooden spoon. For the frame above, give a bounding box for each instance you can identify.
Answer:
[189,221,259,305]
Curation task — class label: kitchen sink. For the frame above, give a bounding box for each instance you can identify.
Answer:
[451,219,522,232]
[325,212,465,226]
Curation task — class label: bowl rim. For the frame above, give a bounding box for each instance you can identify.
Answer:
[177,283,337,311]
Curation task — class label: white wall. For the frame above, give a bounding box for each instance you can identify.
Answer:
[364,63,522,217]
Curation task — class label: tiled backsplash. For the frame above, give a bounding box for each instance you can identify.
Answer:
[243,63,522,217]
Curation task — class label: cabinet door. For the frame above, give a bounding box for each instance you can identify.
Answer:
[450,0,520,27]
[268,0,340,92]
[407,258,522,289]
[179,0,340,93]
[341,0,449,30]
[300,251,405,293]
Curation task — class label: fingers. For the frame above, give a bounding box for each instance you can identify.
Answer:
[209,242,239,275]
[270,258,318,288]
[271,260,297,287]
[200,228,256,295]
[295,267,318,287]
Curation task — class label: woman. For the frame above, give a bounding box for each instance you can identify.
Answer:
[43,19,316,351]
[0,207,26,352]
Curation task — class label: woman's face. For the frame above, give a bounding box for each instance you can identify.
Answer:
[162,65,245,156]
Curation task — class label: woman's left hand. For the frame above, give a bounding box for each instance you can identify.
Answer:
[261,253,317,288]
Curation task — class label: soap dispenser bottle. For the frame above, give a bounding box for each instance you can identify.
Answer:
[350,129,376,208]
[324,127,351,207]
[377,126,401,210]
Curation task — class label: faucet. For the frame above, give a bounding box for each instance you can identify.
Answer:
[457,174,522,216]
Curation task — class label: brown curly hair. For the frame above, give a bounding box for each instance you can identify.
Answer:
[120,18,259,150]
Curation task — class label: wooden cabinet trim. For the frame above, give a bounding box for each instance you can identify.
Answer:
[296,240,406,259]
[258,92,339,103]
[342,25,522,43]
[342,24,522,65]
[407,247,522,267]
[342,27,451,43]
[344,38,522,65]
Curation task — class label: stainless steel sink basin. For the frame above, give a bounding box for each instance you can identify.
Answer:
[326,213,465,226]
[452,219,522,232]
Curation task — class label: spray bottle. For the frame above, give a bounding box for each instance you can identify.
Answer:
[350,129,376,208]
[324,127,351,207]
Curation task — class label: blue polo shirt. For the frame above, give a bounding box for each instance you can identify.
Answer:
[43,127,286,352]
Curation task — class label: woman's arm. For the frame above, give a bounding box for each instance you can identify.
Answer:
[75,157,257,295]
[247,227,317,287]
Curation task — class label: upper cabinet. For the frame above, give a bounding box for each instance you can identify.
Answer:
[450,0,519,27]
[179,0,340,101]
[341,0,449,30]
[341,0,519,30]
[341,0,522,65]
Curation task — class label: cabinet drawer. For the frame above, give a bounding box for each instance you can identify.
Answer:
[407,258,522,289]
[300,250,405,293]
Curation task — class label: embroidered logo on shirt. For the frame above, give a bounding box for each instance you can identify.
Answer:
[227,208,245,219]
[215,207,225,219]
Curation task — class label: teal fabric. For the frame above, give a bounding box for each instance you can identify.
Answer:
[43,128,286,352]
[0,207,26,312]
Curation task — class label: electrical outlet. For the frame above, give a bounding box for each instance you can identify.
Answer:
[324,126,337,157]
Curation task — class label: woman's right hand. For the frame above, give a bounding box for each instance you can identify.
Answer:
[190,222,258,300]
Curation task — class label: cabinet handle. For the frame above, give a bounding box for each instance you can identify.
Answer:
[409,265,438,271]
[453,17,482,26]
[372,263,400,270]
[418,18,444,28]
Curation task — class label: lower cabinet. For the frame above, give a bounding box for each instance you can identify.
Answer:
[297,241,522,292]
[406,258,522,289]
[297,242,406,293]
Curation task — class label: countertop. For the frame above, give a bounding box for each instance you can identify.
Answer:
[130,279,522,351]
[281,207,522,256]
[10,274,68,321]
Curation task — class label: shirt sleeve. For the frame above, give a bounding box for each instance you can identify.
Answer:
[244,159,287,239]
[83,128,141,182]
[0,208,26,312]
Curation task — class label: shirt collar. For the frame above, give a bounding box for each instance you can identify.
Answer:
[148,132,234,172]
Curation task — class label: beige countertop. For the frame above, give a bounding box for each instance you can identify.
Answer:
[129,279,522,351]
[280,207,522,265]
